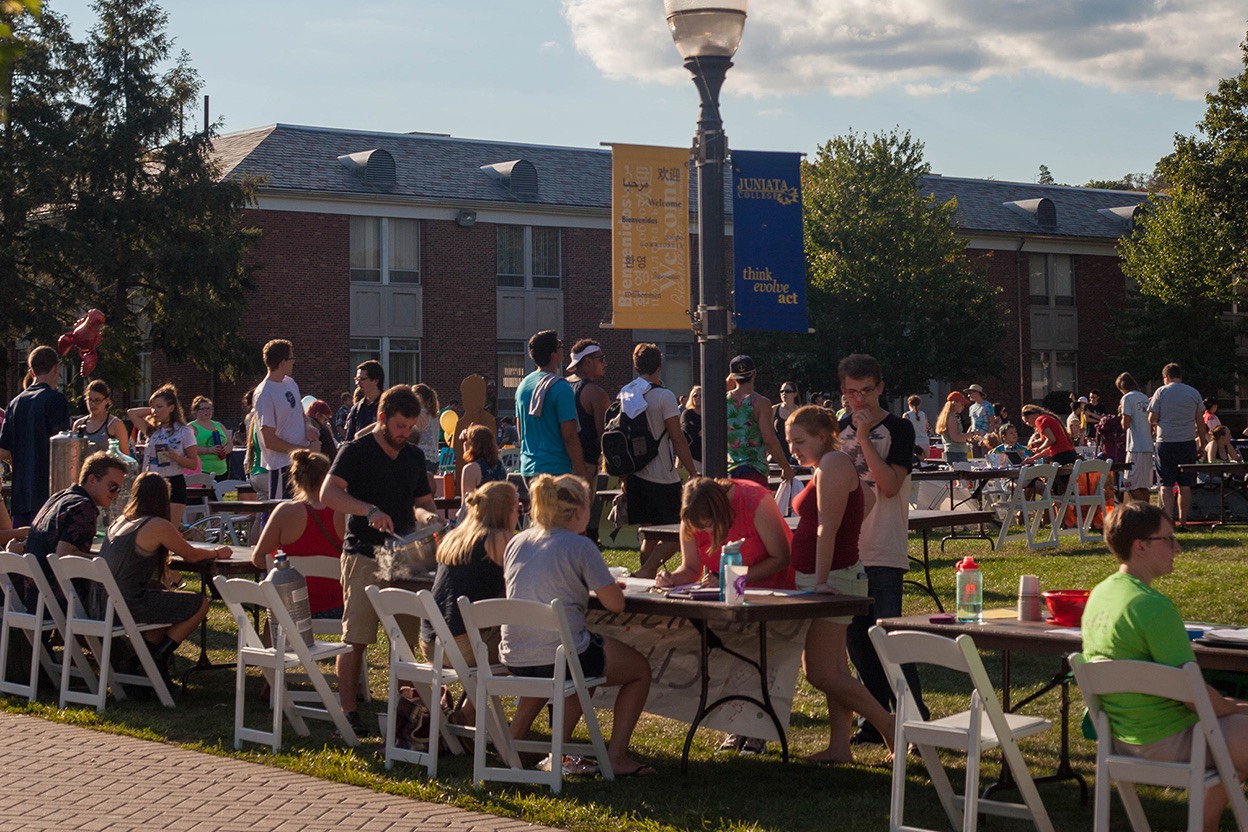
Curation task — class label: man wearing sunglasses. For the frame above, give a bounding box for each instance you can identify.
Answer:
[21,451,128,608]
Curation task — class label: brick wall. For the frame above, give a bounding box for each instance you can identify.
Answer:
[1074,253,1127,404]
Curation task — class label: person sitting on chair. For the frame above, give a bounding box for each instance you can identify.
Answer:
[1082,502,1248,832]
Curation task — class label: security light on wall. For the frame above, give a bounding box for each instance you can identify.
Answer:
[455,209,477,227]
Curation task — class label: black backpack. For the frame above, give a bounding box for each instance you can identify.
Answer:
[601,384,666,476]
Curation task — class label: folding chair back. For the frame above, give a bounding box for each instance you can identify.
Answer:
[46,553,174,711]
[869,626,1055,832]
[457,596,612,793]
[363,585,472,776]
[277,553,367,701]
[1069,654,1248,832]
[996,463,1060,550]
[0,551,97,701]
[213,574,356,751]
[1055,458,1112,542]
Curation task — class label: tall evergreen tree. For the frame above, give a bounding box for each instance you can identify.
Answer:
[736,129,1006,400]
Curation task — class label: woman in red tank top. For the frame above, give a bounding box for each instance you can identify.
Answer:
[250,449,346,615]
[786,405,895,762]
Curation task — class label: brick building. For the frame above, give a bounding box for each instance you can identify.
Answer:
[142,124,1148,427]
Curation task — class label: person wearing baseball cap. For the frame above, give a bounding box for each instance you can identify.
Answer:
[726,355,794,485]
[964,384,997,448]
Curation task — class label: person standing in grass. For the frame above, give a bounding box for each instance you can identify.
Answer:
[1083,501,1248,832]
[189,396,231,482]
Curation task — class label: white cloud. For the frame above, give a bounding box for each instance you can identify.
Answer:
[561,0,1244,100]
[539,40,562,54]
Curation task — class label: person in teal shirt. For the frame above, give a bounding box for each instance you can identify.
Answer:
[990,423,1032,463]
[1082,502,1248,831]
[515,330,587,482]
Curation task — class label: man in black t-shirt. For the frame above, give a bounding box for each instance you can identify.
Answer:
[322,385,437,734]
[341,359,383,442]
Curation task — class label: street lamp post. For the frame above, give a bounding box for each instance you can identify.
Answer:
[663,0,747,480]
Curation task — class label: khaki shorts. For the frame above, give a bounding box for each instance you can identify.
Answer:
[1111,715,1247,767]
[341,552,421,647]
[795,562,868,624]
[420,628,500,669]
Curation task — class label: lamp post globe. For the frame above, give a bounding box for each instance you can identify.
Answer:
[663,0,747,479]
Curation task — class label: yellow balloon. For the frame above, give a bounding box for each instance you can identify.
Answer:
[439,409,459,439]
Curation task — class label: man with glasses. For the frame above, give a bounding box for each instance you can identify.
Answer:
[836,353,928,744]
[22,452,128,608]
[343,360,384,442]
[1083,501,1248,830]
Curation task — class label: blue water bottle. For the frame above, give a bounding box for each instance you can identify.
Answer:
[718,539,743,602]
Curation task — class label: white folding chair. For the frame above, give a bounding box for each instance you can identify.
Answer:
[364,585,478,777]
[499,447,520,473]
[995,464,1060,550]
[0,552,97,700]
[47,553,175,712]
[869,626,1055,832]
[213,574,357,751]
[457,596,613,794]
[210,479,255,544]
[284,554,368,702]
[1070,654,1248,832]
[1053,458,1111,543]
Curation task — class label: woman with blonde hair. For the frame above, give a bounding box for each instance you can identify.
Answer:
[935,391,975,464]
[128,384,198,526]
[250,449,345,618]
[785,405,893,762]
[420,480,517,679]
[503,473,654,778]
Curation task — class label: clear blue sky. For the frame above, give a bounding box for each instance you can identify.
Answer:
[49,0,1244,186]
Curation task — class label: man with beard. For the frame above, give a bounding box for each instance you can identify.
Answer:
[321,385,438,735]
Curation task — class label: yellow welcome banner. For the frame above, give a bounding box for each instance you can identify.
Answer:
[608,143,691,330]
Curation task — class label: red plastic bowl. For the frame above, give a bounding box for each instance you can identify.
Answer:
[1042,589,1090,627]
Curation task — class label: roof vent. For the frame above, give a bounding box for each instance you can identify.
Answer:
[337,149,396,191]
[1003,197,1057,230]
[480,159,539,199]
[1097,205,1143,230]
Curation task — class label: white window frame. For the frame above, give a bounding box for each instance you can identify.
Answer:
[496,225,561,290]
[349,337,422,388]
[350,217,421,285]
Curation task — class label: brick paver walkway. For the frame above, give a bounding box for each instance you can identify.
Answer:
[0,711,563,831]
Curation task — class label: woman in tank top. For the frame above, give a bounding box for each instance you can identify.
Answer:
[73,379,129,456]
[250,449,346,617]
[785,405,895,763]
[457,424,508,500]
[96,472,231,681]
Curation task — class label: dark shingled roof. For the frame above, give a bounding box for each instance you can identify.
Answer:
[214,124,1150,241]
[920,175,1149,240]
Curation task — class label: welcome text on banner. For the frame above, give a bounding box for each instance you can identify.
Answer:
[609,144,691,330]
[731,150,808,333]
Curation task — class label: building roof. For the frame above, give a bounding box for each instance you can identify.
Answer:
[921,175,1149,240]
[214,123,1151,240]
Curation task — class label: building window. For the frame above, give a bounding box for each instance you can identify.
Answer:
[1031,350,1077,400]
[497,340,527,414]
[1029,254,1073,307]
[349,337,420,387]
[496,225,561,289]
[351,217,420,284]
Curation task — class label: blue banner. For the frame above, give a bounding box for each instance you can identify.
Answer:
[731,150,807,332]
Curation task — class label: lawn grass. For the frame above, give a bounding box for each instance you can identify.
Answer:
[4,520,1248,831]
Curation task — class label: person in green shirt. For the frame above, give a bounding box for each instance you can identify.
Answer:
[189,396,231,480]
[1082,501,1248,831]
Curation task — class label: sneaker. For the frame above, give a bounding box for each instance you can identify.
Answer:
[851,727,886,746]
[536,754,600,776]
[344,711,373,738]
[739,737,767,755]
[718,734,744,753]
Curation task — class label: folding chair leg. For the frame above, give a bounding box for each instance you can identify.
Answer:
[304,658,358,746]
[233,649,247,750]
[1116,782,1150,832]
[384,665,400,770]
[131,637,174,708]
[271,665,286,752]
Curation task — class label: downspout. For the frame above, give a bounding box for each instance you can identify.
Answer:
[1015,239,1026,410]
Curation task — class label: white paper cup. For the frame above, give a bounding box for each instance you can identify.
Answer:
[1019,574,1039,595]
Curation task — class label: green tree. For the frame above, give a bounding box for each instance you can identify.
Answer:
[1121,33,1248,305]
[735,129,1007,400]
[0,0,40,122]
[1036,164,1056,185]
[0,0,257,392]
